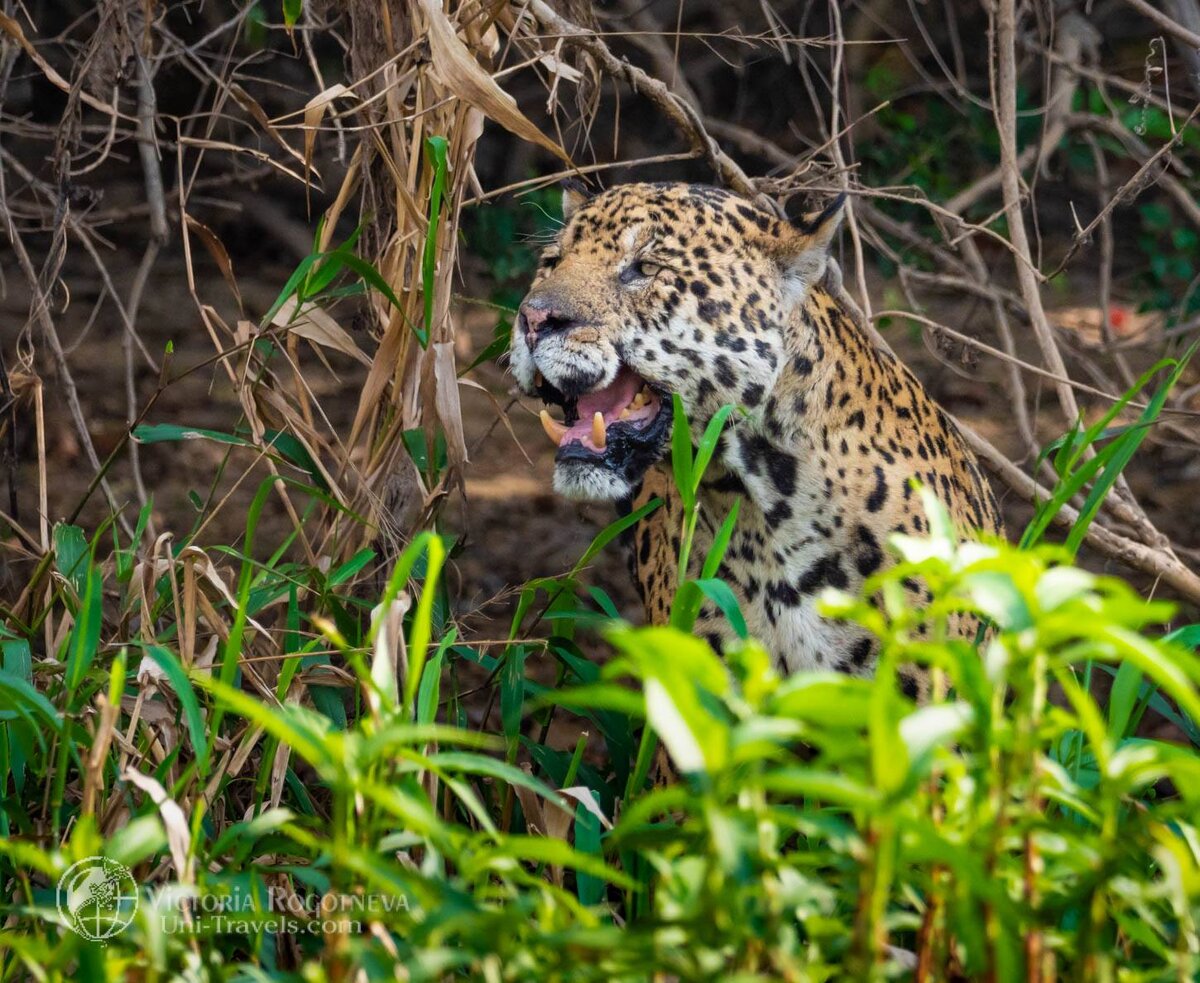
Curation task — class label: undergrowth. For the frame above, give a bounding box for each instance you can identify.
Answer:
[2,366,1199,981]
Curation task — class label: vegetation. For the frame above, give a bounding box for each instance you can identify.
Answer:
[2,1,1200,980]
[3,384,1200,978]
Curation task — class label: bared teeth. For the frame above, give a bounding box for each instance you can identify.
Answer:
[539,409,567,446]
[631,391,646,409]
[619,406,631,420]
[592,411,607,449]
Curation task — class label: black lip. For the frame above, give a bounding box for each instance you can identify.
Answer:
[554,387,674,484]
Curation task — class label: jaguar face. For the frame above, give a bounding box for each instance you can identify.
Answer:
[509,181,842,502]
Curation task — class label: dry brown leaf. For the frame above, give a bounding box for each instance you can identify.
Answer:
[301,83,350,191]
[512,781,547,836]
[177,136,309,185]
[560,785,613,830]
[542,791,576,889]
[432,341,469,469]
[0,11,123,118]
[82,693,120,815]
[184,214,242,311]
[458,377,532,466]
[271,295,373,367]
[420,0,571,164]
[270,739,291,810]
[124,768,193,884]
[230,82,310,172]
[538,53,584,84]
[370,592,412,717]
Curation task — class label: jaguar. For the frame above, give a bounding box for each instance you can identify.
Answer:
[508,180,1003,693]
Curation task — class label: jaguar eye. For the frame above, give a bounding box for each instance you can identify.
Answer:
[540,250,562,270]
[620,260,661,284]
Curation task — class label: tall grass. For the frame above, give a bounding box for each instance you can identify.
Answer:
[2,388,1199,981]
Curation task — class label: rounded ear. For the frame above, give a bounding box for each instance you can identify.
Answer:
[561,178,593,221]
[777,193,846,304]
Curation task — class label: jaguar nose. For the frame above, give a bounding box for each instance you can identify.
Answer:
[519,296,576,349]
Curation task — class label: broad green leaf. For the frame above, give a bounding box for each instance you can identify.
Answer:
[53,523,89,598]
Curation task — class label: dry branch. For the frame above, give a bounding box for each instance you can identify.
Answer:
[522,0,773,211]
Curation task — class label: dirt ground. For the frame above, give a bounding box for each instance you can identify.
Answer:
[6,217,1200,652]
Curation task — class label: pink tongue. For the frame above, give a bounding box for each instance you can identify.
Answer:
[562,368,641,445]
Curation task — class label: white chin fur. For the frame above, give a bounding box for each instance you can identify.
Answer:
[552,462,631,502]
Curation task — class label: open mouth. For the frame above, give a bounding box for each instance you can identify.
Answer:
[533,365,673,476]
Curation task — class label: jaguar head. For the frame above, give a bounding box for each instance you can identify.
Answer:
[509,180,843,501]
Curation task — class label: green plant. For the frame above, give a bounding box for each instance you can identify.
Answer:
[6,474,1199,980]
[1023,345,1196,553]
[10,351,1200,981]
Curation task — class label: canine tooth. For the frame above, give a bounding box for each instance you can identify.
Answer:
[592,411,606,449]
[539,409,566,445]
[632,391,646,408]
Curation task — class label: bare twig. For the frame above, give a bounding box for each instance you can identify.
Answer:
[523,0,775,213]
[992,0,1081,428]
[1048,104,1200,278]
[1120,0,1200,50]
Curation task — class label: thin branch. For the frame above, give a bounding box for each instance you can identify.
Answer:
[1120,0,1200,49]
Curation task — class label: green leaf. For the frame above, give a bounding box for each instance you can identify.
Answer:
[1164,624,1200,650]
[420,135,450,347]
[262,251,322,326]
[1066,349,1194,553]
[329,548,376,587]
[197,674,333,773]
[573,791,604,906]
[670,392,694,511]
[690,403,735,497]
[426,751,564,805]
[571,496,662,578]
[65,562,102,698]
[133,423,255,447]
[333,252,406,318]
[691,579,748,639]
[262,428,329,491]
[0,668,63,734]
[1107,660,1143,740]
[670,577,747,638]
[701,498,741,580]
[53,523,89,598]
[501,645,527,750]
[105,814,167,868]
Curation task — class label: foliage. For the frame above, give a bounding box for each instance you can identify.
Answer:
[2,431,1199,980]
[3,7,1200,977]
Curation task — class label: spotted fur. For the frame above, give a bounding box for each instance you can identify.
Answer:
[510,182,1003,688]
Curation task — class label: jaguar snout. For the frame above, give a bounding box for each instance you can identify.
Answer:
[518,294,582,351]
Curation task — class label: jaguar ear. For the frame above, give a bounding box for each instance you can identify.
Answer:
[777,193,846,304]
[561,178,593,221]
